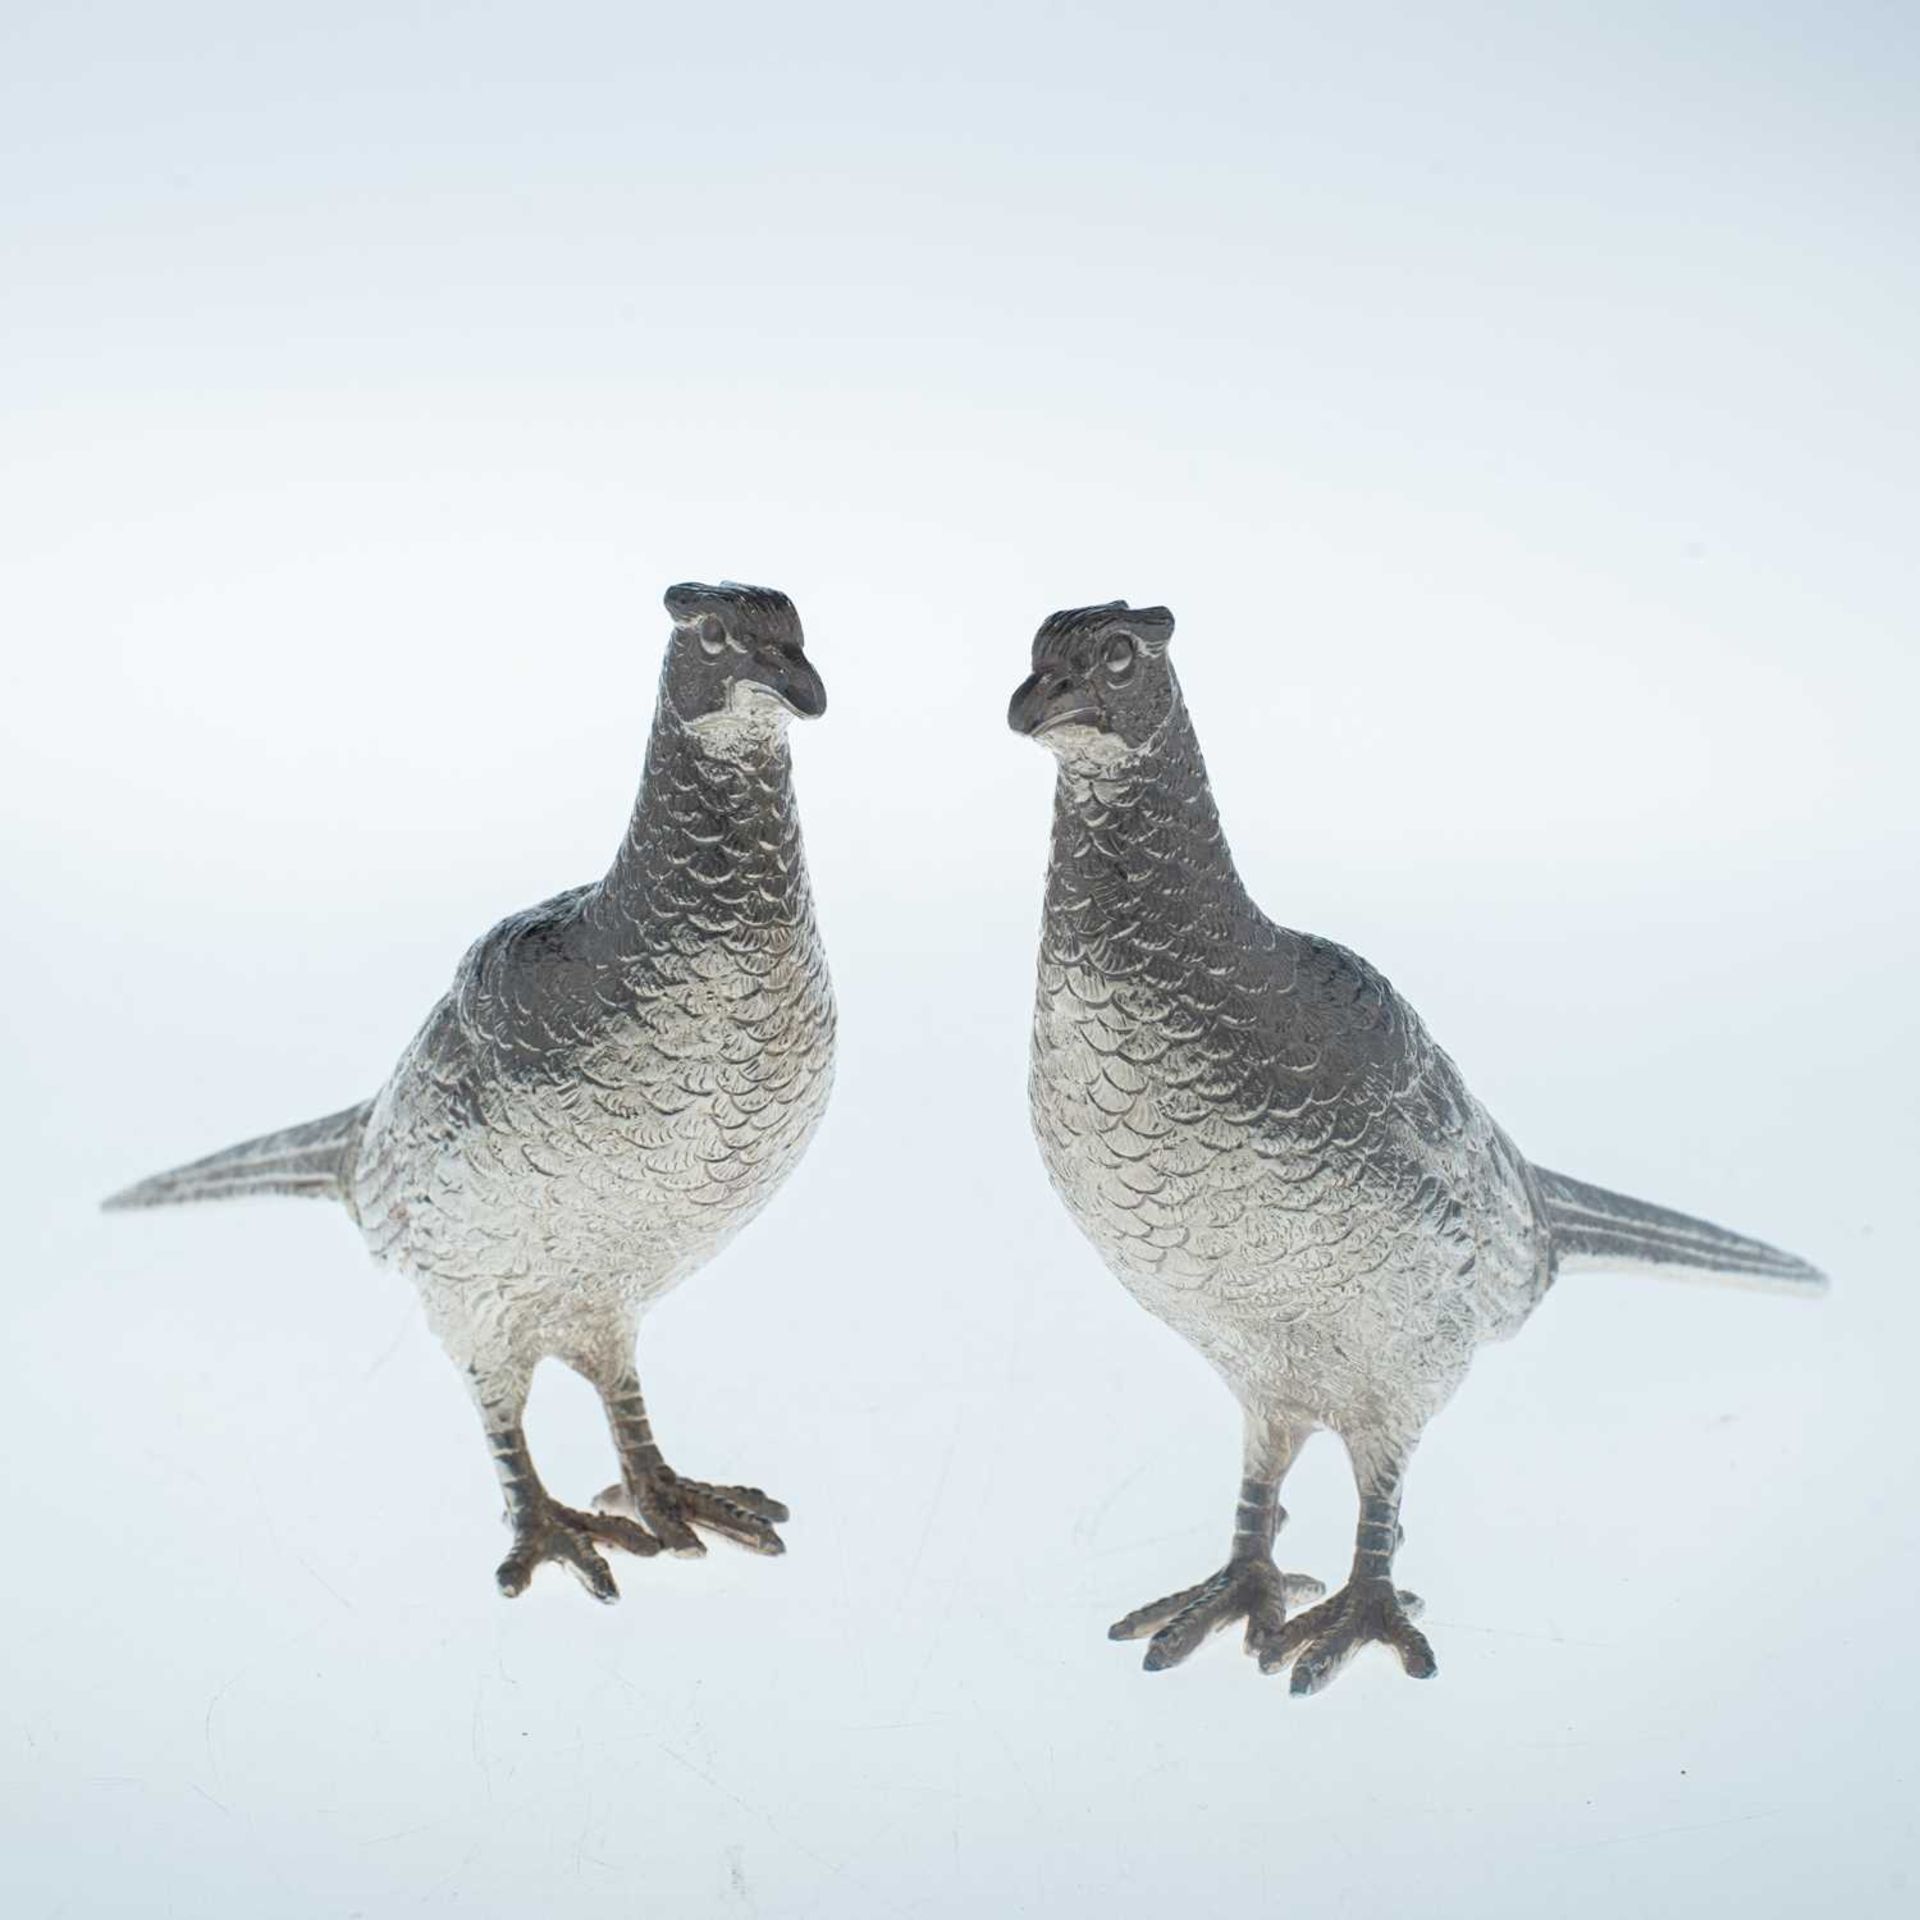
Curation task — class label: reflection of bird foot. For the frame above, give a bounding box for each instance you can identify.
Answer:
[1258,1578,1436,1694]
[1108,1556,1327,1671]
[595,1467,789,1557]
[496,1498,661,1603]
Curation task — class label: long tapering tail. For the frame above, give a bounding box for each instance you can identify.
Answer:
[103,1102,370,1212]
[1536,1166,1825,1294]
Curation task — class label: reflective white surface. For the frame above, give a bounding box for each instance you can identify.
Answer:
[3,4,1915,1913]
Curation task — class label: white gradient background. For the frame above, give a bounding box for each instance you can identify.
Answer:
[3,4,1916,1915]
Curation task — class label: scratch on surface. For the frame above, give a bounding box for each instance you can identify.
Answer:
[1560,1809,1784,1852]
[470,1684,495,1801]
[897,1407,964,1604]
[289,1548,355,1611]
[202,1667,245,1796]
[357,1313,414,1385]
[1429,1618,1614,1649]
[199,1621,329,1808]
[243,1461,352,1611]
[1074,1456,1149,1548]
[643,1732,857,1891]
[1086,1520,1216,1563]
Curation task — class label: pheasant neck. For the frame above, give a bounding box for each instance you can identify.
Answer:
[1045,688,1252,932]
[593,693,811,939]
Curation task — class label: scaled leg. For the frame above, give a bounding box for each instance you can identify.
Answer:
[467,1359,661,1603]
[1109,1413,1326,1671]
[1260,1431,1435,1693]
[590,1366,789,1557]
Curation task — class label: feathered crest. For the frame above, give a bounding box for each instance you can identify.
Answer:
[664,581,802,646]
[1035,600,1175,654]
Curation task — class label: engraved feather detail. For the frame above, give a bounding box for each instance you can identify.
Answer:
[355,704,834,1305]
[1028,687,1543,1433]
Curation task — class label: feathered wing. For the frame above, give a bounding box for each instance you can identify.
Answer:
[103,1102,371,1211]
[1536,1165,1825,1293]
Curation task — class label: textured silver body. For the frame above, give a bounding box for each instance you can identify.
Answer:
[354,692,834,1391]
[109,583,833,1598]
[1030,699,1548,1455]
[1012,600,1822,1692]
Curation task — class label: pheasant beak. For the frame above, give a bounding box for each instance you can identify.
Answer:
[1008,669,1097,738]
[754,650,827,719]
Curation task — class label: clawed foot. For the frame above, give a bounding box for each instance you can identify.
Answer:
[1109,1557,1328,1671]
[596,1466,789,1557]
[1258,1578,1436,1694]
[497,1498,661,1603]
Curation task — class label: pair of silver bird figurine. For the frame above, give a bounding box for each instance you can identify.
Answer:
[108,581,1824,1697]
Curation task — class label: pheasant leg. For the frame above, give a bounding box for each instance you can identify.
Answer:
[1111,1428,1324,1670]
[1260,1462,1436,1693]
[592,1372,788,1557]
[489,1421,661,1602]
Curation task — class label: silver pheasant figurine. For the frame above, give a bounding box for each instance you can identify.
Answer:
[1010,600,1823,1694]
[107,582,836,1602]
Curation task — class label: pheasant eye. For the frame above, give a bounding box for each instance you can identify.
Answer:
[695,616,727,658]
[1104,634,1137,677]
